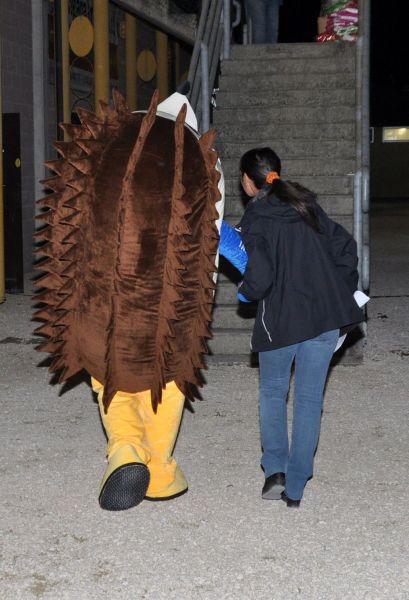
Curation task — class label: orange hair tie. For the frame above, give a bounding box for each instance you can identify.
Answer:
[265,171,280,184]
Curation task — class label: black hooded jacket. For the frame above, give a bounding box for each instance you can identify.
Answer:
[238,192,363,352]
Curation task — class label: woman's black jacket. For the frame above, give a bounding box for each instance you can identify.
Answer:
[237,192,363,352]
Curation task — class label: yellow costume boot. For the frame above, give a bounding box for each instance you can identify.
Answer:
[92,378,150,511]
[139,381,188,500]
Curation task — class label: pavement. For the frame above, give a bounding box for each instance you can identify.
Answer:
[1,200,409,600]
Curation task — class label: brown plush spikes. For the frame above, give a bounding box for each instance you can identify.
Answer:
[33,307,55,322]
[32,290,59,305]
[76,107,102,127]
[34,243,53,258]
[76,139,105,156]
[98,99,126,127]
[40,176,66,193]
[35,272,64,290]
[199,128,217,152]
[44,159,64,175]
[101,89,160,410]
[35,211,54,226]
[34,90,221,411]
[36,339,62,354]
[82,119,106,140]
[49,356,67,373]
[150,103,188,411]
[122,90,159,187]
[53,141,84,160]
[36,194,61,210]
[59,123,91,140]
[66,175,89,193]
[34,323,55,338]
[33,226,52,241]
[112,88,130,115]
[68,157,94,176]
[35,257,63,275]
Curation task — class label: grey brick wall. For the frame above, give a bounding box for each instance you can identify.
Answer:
[0,0,35,284]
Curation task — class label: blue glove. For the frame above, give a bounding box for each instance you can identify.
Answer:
[219,220,248,275]
[237,291,251,303]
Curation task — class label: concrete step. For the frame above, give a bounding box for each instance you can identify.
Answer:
[208,328,252,355]
[214,122,355,142]
[215,88,355,109]
[221,157,355,177]
[218,72,355,93]
[223,194,354,217]
[230,41,355,60]
[216,139,355,160]
[215,280,241,304]
[224,175,353,197]
[212,304,255,329]
[213,105,355,125]
[221,56,355,76]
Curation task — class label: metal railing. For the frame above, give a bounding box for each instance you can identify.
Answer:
[355,0,371,292]
[187,0,228,132]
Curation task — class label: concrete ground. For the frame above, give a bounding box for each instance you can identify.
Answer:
[1,200,409,600]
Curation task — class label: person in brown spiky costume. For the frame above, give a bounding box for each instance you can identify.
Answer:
[33,90,221,510]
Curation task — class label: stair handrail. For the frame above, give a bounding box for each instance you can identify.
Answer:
[355,0,371,292]
[187,0,227,132]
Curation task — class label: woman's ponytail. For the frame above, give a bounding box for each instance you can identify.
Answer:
[240,147,320,232]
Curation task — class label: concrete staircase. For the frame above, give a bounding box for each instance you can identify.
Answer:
[209,42,359,362]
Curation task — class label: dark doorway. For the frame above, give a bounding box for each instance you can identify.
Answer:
[2,113,24,293]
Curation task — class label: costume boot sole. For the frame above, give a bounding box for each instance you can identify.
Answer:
[145,487,188,502]
[99,462,150,511]
[262,483,285,500]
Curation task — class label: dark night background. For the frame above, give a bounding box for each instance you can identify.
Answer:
[370,0,409,126]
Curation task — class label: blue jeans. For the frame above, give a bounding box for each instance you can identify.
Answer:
[259,329,339,500]
[244,0,281,44]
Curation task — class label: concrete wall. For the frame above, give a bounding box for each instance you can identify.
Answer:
[119,0,196,44]
[371,127,409,199]
[0,0,35,281]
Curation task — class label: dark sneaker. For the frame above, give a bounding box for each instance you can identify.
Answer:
[280,491,301,508]
[261,472,286,500]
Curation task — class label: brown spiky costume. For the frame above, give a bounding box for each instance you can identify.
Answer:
[34,91,221,510]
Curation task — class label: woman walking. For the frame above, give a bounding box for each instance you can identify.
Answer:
[237,147,363,507]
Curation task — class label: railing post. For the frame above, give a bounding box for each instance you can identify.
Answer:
[360,0,371,292]
[355,0,371,292]
[32,0,47,211]
[0,44,4,303]
[354,171,363,290]
[187,0,223,119]
[200,42,210,133]
[223,0,231,59]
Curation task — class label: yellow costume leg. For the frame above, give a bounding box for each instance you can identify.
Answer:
[92,378,150,511]
[140,381,188,500]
